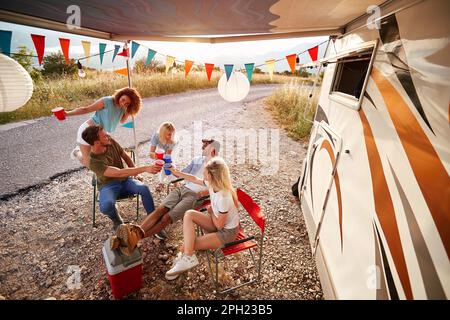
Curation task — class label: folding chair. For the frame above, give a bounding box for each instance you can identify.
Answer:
[91,148,140,227]
[204,188,266,294]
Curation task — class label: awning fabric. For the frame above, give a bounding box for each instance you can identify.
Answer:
[0,0,386,42]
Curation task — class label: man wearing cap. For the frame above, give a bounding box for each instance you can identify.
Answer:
[114,137,220,246]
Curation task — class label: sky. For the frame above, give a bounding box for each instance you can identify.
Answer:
[1,21,328,73]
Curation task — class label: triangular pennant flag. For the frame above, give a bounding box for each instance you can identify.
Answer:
[286,54,297,74]
[185,60,194,77]
[224,64,234,81]
[205,63,214,81]
[265,59,275,80]
[146,49,156,65]
[244,63,254,82]
[30,34,45,65]
[99,43,106,65]
[59,38,70,65]
[117,46,129,58]
[0,30,12,56]
[112,44,120,62]
[122,121,134,128]
[114,67,128,76]
[131,41,140,59]
[165,55,175,74]
[308,45,319,62]
[81,40,91,65]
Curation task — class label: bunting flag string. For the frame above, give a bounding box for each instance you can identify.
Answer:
[146,49,156,65]
[59,38,70,65]
[0,30,12,56]
[99,43,106,65]
[31,34,45,65]
[185,60,193,77]
[1,29,328,80]
[205,63,214,81]
[81,40,91,65]
[224,64,234,81]
[112,44,120,62]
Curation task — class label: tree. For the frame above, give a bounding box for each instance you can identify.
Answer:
[133,57,164,74]
[41,52,77,77]
[11,46,43,82]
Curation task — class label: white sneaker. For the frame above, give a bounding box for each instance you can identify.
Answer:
[165,252,183,280]
[165,254,199,279]
[70,146,81,160]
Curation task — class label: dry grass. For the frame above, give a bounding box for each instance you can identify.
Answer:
[264,79,318,141]
[0,70,310,125]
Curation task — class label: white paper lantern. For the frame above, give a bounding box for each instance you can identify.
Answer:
[217,71,250,102]
[0,54,34,112]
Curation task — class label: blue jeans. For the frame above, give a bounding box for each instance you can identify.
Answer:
[99,177,155,224]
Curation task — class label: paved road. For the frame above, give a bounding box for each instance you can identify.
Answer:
[0,84,280,199]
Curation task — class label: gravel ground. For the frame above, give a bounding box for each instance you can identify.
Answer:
[0,98,323,300]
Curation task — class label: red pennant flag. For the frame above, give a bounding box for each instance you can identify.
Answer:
[117,47,129,58]
[31,34,45,65]
[308,45,318,62]
[185,60,194,77]
[59,38,70,65]
[286,54,297,74]
[205,63,214,81]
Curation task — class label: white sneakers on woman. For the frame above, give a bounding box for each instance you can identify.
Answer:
[165,253,199,280]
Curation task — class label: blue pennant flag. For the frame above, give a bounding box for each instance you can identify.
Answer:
[112,44,120,62]
[99,43,106,65]
[245,63,254,82]
[0,30,12,56]
[146,49,156,65]
[131,41,140,59]
[224,64,234,81]
[122,121,134,129]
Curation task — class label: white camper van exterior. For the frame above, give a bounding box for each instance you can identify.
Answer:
[298,0,449,299]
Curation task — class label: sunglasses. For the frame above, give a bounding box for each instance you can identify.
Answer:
[202,139,214,144]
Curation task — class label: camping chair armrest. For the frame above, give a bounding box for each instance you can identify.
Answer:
[197,195,210,202]
[223,235,256,248]
[170,178,185,184]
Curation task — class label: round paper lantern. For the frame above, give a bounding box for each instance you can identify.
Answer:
[217,71,250,102]
[0,54,34,112]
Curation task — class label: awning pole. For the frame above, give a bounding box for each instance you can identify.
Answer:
[125,40,139,166]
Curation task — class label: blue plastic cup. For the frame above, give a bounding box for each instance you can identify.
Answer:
[163,154,172,175]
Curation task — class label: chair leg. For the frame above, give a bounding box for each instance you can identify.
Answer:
[136,194,140,221]
[92,183,97,228]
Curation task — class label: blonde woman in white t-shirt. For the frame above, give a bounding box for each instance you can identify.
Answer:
[165,156,240,280]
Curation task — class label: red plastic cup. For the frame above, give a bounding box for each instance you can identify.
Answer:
[52,107,66,121]
[155,148,164,160]
[155,160,164,167]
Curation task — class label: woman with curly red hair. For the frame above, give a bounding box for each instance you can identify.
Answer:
[64,87,142,166]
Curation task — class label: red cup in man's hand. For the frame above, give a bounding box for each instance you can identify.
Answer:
[52,107,66,121]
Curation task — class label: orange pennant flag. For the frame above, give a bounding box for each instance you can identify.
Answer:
[114,67,128,76]
[185,60,194,77]
[59,38,70,65]
[286,54,297,74]
[205,63,214,81]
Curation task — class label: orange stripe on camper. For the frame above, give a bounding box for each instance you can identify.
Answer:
[319,140,344,252]
[372,68,450,259]
[359,108,413,300]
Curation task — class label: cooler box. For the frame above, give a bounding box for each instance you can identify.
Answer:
[102,238,143,299]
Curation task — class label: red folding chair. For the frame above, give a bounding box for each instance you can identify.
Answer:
[204,188,266,294]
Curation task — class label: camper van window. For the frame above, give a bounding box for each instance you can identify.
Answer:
[330,49,373,109]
